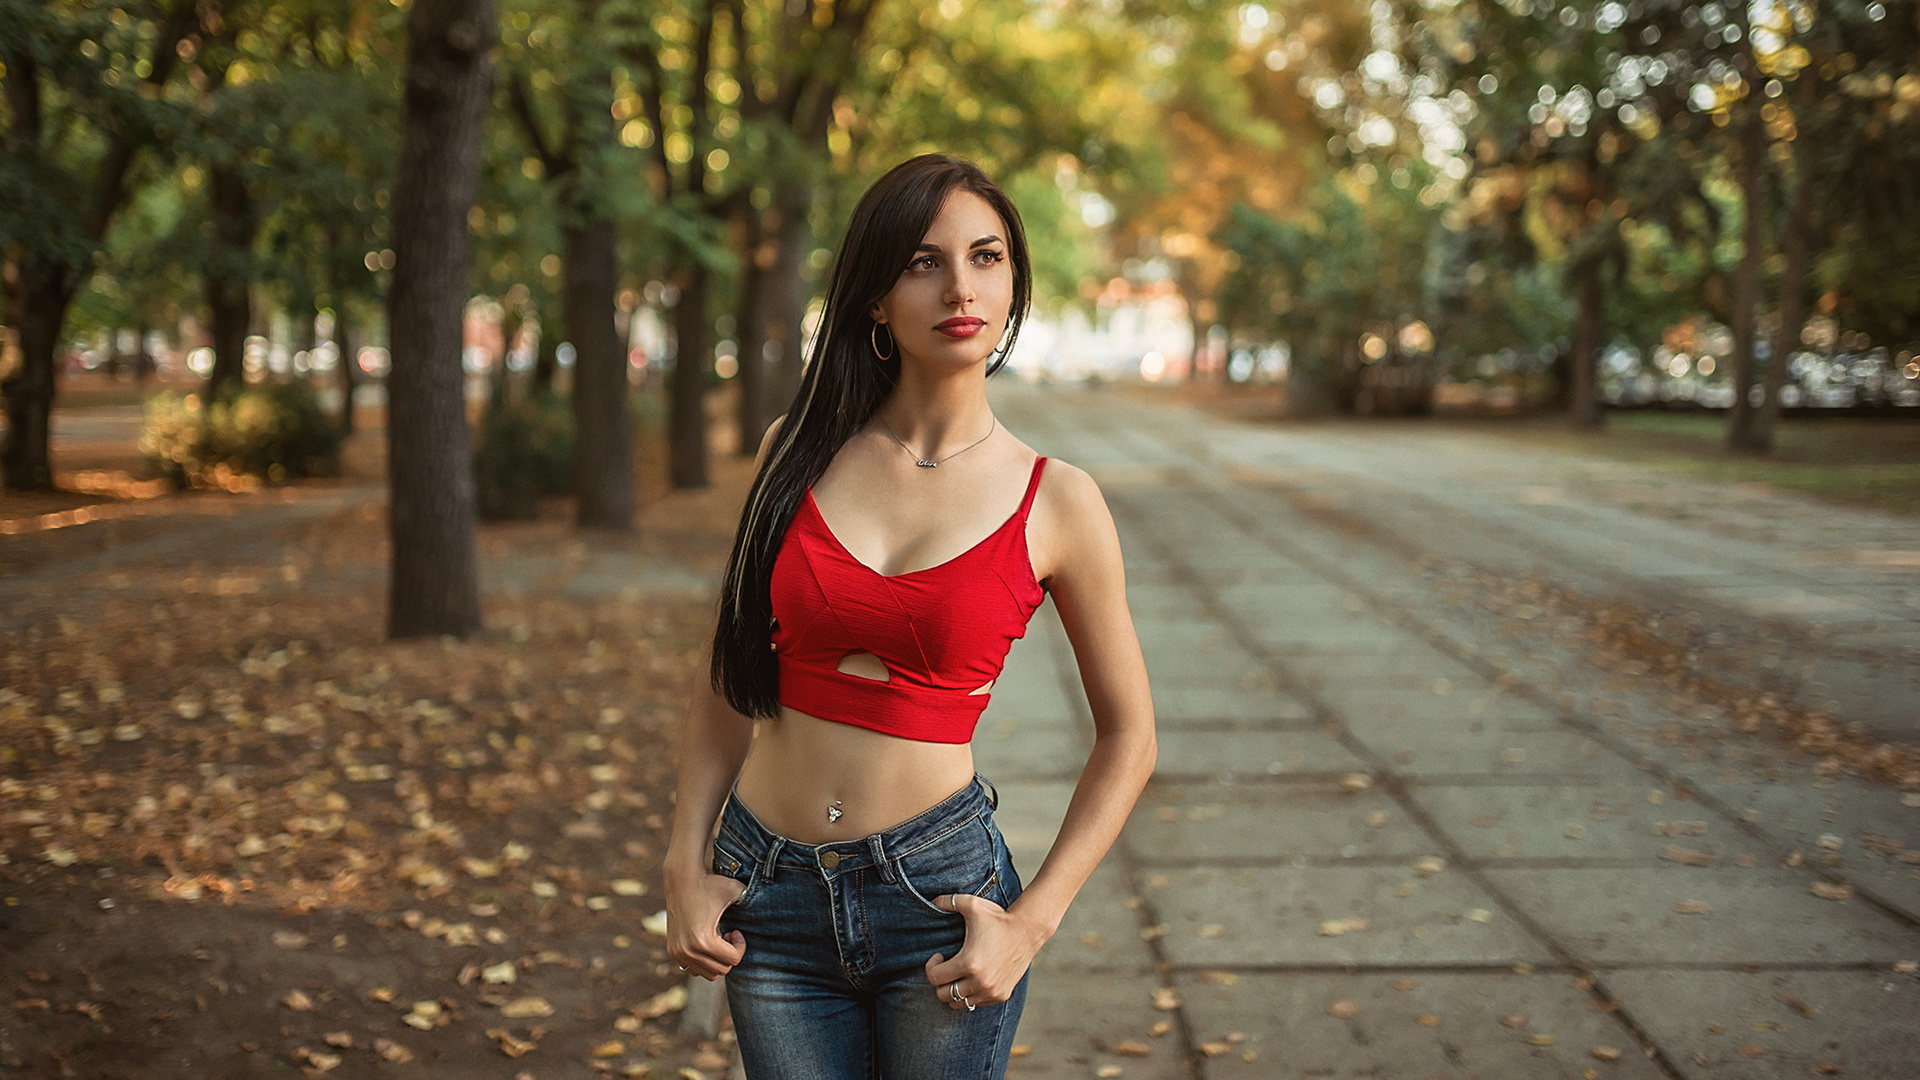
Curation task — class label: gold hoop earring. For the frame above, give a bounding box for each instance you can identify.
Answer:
[871,322,894,361]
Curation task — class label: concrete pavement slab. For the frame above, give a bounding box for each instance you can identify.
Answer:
[1154,729,1368,779]
[1484,866,1920,964]
[1174,971,1667,1080]
[1356,728,1648,784]
[1694,771,1920,921]
[1007,970,1187,1080]
[1601,968,1920,1080]
[1416,783,1775,863]
[1030,862,1158,974]
[1150,685,1314,725]
[974,719,1088,782]
[1128,784,1432,862]
[1145,865,1555,967]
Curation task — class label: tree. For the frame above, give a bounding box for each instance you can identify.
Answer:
[1,0,198,490]
[385,0,493,639]
[504,0,637,529]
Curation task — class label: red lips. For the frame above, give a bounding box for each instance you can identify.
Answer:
[935,316,986,338]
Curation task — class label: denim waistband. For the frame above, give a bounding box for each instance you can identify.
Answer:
[718,775,999,884]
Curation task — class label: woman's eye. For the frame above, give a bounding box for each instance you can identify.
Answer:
[911,256,938,271]
[974,250,1005,265]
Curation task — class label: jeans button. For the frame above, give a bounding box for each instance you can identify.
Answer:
[820,850,841,869]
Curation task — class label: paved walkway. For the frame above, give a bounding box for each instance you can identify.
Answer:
[976,384,1920,1079]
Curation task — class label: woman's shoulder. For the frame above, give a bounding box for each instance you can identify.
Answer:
[1029,454,1110,524]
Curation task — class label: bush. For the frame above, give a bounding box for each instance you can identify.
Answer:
[142,382,346,489]
[475,389,574,520]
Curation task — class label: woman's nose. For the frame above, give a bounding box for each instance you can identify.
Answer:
[946,264,976,306]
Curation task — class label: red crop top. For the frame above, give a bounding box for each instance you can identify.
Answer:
[767,457,1049,744]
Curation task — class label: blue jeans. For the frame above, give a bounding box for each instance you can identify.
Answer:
[714,776,1029,1080]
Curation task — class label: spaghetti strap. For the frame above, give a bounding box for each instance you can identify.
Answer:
[1016,457,1049,519]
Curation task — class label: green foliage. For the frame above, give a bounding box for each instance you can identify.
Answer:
[474,389,576,521]
[141,382,345,488]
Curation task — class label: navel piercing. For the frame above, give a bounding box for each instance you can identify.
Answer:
[827,800,843,823]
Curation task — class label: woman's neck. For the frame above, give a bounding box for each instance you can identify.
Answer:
[876,365,995,451]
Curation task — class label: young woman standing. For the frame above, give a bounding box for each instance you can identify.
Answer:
[664,154,1156,1079]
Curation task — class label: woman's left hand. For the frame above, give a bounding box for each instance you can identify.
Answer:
[923,894,1050,1010]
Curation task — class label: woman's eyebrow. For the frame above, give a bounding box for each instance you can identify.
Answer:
[914,234,1006,253]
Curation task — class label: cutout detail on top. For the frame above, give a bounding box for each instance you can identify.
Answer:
[836,651,891,683]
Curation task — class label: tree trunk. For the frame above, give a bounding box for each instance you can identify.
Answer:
[206,164,255,395]
[1,262,73,491]
[767,182,813,417]
[1752,179,1813,453]
[336,307,359,434]
[531,294,559,392]
[1568,257,1605,429]
[1726,101,1767,451]
[669,263,710,489]
[563,219,635,529]
[384,0,492,640]
[733,210,772,456]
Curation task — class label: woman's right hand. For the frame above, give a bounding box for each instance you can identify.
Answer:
[664,866,748,980]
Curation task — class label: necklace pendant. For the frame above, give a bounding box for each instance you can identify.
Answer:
[915,459,938,468]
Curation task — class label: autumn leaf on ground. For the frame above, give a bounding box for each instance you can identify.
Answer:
[282,990,314,1011]
[1673,900,1712,914]
[486,1027,538,1058]
[499,996,554,1019]
[635,984,688,1019]
[1317,917,1368,936]
[1327,1000,1360,1019]
[1151,987,1181,1011]
[1810,881,1853,901]
[1114,1040,1151,1056]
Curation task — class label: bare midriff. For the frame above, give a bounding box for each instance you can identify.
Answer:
[732,707,978,844]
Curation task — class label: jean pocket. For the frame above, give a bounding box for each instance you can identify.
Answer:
[894,816,1004,917]
[711,839,759,911]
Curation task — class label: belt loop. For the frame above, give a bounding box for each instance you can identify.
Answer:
[867,834,894,884]
[978,773,999,810]
[759,835,783,884]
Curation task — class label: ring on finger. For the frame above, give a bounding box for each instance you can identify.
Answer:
[948,980,962,1003]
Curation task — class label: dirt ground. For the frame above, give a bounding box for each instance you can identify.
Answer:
[1,397,757,1079]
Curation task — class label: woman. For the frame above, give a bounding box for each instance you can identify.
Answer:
[664,154,1156,1080]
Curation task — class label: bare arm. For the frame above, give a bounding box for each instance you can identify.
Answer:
[663,418,784,978]
[927,461,1157,1004]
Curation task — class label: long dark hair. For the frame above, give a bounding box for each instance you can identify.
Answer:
[710,154,1033,718]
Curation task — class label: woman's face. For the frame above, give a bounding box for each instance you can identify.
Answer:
[870,190,1014,373]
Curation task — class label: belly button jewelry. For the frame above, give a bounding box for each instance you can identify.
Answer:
[827,800,843,823]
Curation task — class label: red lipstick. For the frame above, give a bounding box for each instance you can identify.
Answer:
[935,316,986,338]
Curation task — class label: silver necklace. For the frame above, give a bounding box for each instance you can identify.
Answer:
[877,415,996,468]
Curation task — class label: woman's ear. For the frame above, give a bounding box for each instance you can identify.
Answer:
[868,301,887,325]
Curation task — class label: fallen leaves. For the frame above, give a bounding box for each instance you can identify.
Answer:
[487,1027,540,1058]
[1327,1000,1361,1019]
[1150,987,1181,1011]
[1673,900,1713,914]
[402,999,445,1029]
[374,1038,414,1063]
[282,989,315,1012]
[1590,1045,1623,1061]
[270,930,311,950]
[635,984,688,1019]
[1659,846,1718,867]
[1317,917,1368,936]
[1411,856,1447,876]
[1810,881,1853,902]
[498,996,554,1019]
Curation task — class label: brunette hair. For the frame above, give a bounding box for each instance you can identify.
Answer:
[710,154,1033,718]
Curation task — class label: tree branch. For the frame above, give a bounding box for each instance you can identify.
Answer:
[507,69,572,178]
[87,0,200,241]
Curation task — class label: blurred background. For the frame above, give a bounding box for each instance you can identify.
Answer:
[5,0,1918,520]
[6,5,1920,1077]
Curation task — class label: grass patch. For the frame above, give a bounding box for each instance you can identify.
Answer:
[1473,411,1920,517]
